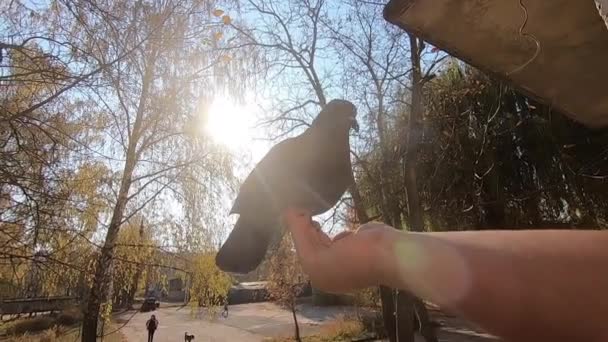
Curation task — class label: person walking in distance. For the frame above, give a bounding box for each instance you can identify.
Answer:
[146,314,158,342]
[222,302,229,318]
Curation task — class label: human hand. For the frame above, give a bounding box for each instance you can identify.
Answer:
[282,208,395,293]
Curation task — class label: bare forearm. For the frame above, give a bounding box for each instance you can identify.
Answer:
[381,229,608,342]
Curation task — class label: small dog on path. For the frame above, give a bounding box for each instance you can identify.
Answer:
[184,332,195,341]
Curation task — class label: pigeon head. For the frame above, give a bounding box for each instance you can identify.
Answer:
[312,99,359,133]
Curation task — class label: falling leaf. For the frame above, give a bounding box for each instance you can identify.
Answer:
[220,55,232,63]
[212,9,224,17]
[222,15,232,25]
[214,31,223,41]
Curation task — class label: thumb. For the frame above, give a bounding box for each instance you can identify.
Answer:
[283,208,321,264]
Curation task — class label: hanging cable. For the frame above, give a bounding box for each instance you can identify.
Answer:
[507,0,541,75]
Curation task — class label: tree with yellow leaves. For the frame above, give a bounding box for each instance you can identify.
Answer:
[188,253,232,311]
[267,235,308,342]
[111,218,157,309]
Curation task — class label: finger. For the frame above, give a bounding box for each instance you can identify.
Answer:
[283,211,323,264]
[284,207,312,218]
[281,208,311,231]
[282,207,312,230]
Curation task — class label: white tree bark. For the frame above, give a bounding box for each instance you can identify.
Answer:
[597,0,608,30]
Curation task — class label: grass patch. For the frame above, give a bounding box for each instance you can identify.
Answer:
[315,317,364,341]
[5,316,56,336]
[1,308,124,342]
[7,326,126,342]
[1,308,83,337]
[6,325,126,342]
[269,316,365,342]
[55,308,83,327]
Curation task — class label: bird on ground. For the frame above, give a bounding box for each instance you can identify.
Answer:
[215,99,359,274]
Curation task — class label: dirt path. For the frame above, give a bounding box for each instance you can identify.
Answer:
[116,302,356,341]
[116,302,499,342]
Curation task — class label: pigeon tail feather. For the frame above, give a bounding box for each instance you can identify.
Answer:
[215,216,274,274]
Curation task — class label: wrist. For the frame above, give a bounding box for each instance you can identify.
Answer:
[373,227,402,288]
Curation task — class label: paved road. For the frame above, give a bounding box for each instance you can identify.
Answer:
[117,302,356,342]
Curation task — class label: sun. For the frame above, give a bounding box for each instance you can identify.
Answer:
[204,96,254,151]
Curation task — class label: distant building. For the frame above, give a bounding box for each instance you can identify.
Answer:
[167,277,185,302]
[228,281,269,305]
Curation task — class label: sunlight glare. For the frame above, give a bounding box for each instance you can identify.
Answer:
[204,96,255,151]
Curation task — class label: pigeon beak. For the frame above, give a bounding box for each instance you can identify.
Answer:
[351,118,359,133]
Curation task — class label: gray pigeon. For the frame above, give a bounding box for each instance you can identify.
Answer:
[216,99,359,274]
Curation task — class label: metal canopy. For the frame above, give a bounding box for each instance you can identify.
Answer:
[384,0,608,128]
